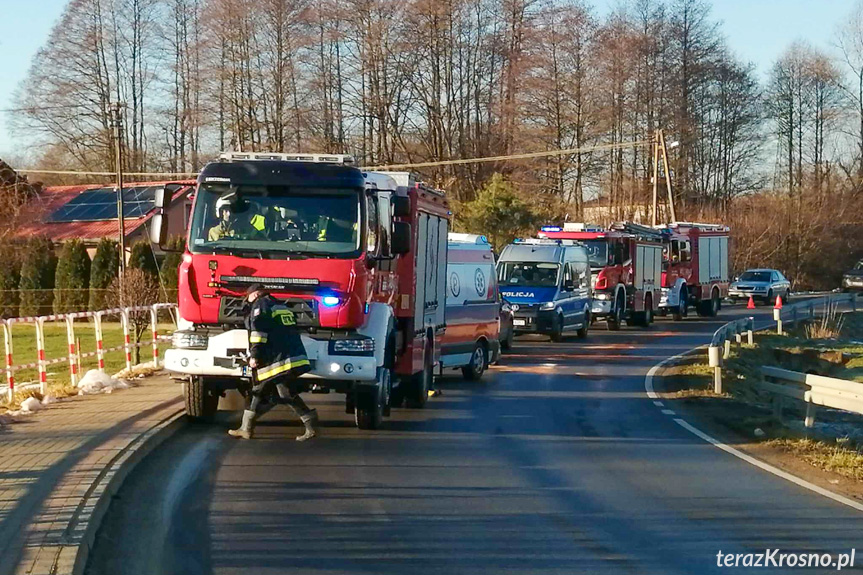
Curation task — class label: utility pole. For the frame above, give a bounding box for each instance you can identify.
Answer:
[651,129,677,225]
[111,102,126,277]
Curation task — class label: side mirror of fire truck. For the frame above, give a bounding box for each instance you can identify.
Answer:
[149,184,180,250]
[391,221,412,255]
[392,195,411,218]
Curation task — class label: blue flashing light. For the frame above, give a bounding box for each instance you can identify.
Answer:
[541,225,562,232]
[321,296,341,307]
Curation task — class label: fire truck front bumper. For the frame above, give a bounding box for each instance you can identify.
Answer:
[590,293,613,317]
[164,329,378,382]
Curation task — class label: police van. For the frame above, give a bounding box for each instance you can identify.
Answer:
[496,238,592,341]
[441,233,500,380]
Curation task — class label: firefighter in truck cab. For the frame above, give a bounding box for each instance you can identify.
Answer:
[228,284,319,441]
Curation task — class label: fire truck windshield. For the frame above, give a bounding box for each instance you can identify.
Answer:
[189,185,362,257]
[498,262,560,288]
[581,240,608,268]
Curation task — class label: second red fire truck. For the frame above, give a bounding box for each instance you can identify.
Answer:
[538,223,664,329]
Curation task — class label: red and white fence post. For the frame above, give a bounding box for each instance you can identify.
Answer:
[36,318,47,395]
[3,320,13,403]
[65,315,79,387]
[121,308,132,373]
[94,311,106,372]
[150,306,159,367]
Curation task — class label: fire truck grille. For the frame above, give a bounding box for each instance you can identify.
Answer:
[218,296,319,327]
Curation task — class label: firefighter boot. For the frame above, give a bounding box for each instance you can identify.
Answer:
[228,410,256,440]
[296,409,318,442]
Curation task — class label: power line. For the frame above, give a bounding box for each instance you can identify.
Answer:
[17,140,653,179]
[0,104,91,113]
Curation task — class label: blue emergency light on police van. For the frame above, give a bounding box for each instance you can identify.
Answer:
[541,225,562,232]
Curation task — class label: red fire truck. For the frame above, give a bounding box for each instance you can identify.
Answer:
[149,152,449,430]
[537,223,663,329]
[654,222,730,319]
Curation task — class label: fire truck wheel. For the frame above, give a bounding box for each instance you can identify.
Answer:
[549,315,565,342]
[673,291,688,321]
[184,377,219,422]
[638,296,654,327]
[405,340,433,408]
[462,342,487,380]
[356,369,388,430]
[607,292,625,331]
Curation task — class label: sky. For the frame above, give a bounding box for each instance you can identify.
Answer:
[0,0,859,161]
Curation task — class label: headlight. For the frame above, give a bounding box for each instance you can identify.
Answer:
[594,293,611,301]
[330,338,375,356]
[172,331,208,349]
[540,302,555,310]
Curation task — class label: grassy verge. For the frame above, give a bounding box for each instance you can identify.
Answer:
[766,438,863,481]
[1,321,174,410]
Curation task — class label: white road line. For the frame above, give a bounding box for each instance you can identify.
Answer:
[644,341,863,514]
[653,401,664,407]
[674,418,863,513]
[661,409,676,415]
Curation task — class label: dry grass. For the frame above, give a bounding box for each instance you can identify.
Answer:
[804,302,845,340]
[766,437,863,481]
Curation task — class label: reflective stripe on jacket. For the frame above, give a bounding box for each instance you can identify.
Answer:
[245,294,311,381]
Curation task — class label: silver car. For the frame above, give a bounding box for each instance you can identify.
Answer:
[729,269,791,304]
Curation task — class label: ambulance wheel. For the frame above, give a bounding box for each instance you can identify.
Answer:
[462,342,487,380]
[607,292,624,331]
[673,291,688,321]
[576,309,590,339]
[549,314,564,342]
[405,340,433,408]
[185,376,219,422]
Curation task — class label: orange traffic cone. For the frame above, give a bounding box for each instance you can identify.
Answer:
[747,295,755,309]
[774,295,783,309]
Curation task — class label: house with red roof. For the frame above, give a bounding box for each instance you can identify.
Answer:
[17,180,195,256]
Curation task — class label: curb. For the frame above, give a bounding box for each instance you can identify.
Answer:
[13,406,188,575]
[70,409,187,575]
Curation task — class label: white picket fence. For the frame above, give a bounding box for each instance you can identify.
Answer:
[2,303,178,402]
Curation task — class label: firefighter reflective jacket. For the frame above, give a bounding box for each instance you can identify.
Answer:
[245,294,311,382]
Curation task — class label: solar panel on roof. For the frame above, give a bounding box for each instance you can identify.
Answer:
[49,186,160,223]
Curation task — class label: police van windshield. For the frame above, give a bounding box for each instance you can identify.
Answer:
[499,262,560,287]
[189,184,362,256]
[581,240,608,268]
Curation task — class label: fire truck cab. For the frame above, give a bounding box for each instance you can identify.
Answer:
[538,223,663,329]
[151,152,449,430]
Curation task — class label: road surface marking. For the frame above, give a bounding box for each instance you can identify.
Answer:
[645,343,863,514]
[661,409,676,415]
[673,418,863,513]
[653,401,664,407]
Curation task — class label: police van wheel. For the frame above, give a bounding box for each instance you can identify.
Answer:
[185,377,219,422]
[576,309,590,339]
[549,315,564,342]
[355,391,383,430]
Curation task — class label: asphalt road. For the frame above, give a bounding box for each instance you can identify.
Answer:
[86,303,863,575]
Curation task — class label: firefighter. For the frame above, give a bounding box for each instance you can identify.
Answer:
[208,197,267,241]
[228,284,319,441]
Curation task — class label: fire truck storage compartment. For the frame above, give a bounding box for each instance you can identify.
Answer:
[635,243,663,293]
[696,235,729,284]
[414,212,448,333]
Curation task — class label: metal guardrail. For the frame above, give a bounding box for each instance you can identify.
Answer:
[760,366,863,428]
[707,316,755,394]
[773,292,858,335]
[706,292,859,394]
